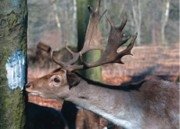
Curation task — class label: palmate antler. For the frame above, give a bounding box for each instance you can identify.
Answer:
[52,0,137,72]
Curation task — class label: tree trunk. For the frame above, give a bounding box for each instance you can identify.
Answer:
[77,0,102,81]
[0,0,27,129]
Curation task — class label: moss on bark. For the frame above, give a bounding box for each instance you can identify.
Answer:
[0,0,27,129]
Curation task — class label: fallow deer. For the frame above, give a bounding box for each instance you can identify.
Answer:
[26,0,179,129]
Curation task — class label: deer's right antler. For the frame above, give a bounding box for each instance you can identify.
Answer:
[80,16,137,68]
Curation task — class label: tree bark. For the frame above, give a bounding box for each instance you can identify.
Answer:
[0,0,27,129]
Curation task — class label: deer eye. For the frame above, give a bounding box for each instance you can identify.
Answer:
[54,77,60,83]
[49,75,63,87]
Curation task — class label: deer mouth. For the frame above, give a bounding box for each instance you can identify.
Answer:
[26,88,43,97]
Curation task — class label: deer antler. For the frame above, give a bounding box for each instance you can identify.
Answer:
[37,42,51,53]
[80,15,137,68]
[52,0,137,72]
[52,0,103,71]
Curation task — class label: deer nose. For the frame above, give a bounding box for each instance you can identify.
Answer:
[26,82,33,88]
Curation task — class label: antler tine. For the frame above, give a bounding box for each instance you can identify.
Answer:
[99,9,107,21]
[105,15,114,27]
[51,51,67,68]
[79,15,137,68]
[37,42,51,53]
[115,33,137,63]
[81,34,137,68]
[118,14,127,31]
[65,45,80,65]
[81,3,101,52]
[36,42,68,68]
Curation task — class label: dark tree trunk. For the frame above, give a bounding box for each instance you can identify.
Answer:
[0,0,27,129]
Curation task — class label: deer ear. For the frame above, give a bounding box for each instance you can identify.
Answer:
[67,72,81,89]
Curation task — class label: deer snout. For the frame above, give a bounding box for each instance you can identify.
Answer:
[26,82,33,88]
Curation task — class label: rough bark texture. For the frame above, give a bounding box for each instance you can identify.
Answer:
[0,0,27,129]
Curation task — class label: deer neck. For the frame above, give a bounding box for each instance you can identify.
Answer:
[69,80,129,101]
[65,79,143,129]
